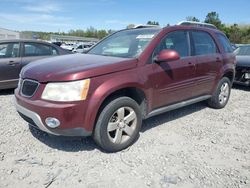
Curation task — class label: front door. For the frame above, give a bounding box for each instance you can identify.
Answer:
[150,30,196,109]
[0,42,21,89]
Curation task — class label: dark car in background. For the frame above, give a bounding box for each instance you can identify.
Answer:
[0,39,71,89]
[234,45,250,86]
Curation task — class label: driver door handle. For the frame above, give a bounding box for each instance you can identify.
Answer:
[7,61,19,66]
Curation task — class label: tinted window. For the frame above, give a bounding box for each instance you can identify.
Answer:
[0,43,19,58]
[216,34,233,53]
[155,31,190,58]
[234,45,250,56]
[24,43,58,57]
[77,45,83,49]
[192,31,217,55]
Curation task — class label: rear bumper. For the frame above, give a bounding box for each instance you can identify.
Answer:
[234,80,250,86]
[15,91,92,137]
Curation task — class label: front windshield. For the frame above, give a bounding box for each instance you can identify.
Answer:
[88,28,160,58]
[234,45,250,56]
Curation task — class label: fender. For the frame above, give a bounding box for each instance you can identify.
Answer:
[83,70,149,131]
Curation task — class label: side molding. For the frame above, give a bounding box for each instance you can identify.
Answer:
[146,95,211,118]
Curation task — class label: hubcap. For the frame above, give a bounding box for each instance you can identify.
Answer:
[107,107,137,144]
[219,82,229,105]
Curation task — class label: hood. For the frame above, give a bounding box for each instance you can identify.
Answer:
[236,55,250,67]
[21,54,137,82]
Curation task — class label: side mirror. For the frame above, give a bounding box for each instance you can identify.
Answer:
[154,49,180,63]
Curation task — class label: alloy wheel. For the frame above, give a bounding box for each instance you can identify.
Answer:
[219,82,230,105]
[107,106,137,144]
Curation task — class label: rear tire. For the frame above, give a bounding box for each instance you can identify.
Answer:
[93,97,142,152]
[207,77,231,109]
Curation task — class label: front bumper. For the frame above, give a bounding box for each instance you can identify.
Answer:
[234,67,250,86]
[15,91,92,137]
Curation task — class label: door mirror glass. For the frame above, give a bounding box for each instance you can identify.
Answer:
[154,49,180,63]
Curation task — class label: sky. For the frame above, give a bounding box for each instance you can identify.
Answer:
[0,0,250,32]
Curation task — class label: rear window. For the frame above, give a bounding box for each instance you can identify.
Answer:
[192,31,217,55]
[234,45,250,56]
[216,33,233,53]
[24,43,58,57]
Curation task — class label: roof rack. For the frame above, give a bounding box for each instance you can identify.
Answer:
[177,21,217,29]
[133,24,160,29]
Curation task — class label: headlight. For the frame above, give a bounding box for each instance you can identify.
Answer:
[245,73,250,79]
[41,79,90,102]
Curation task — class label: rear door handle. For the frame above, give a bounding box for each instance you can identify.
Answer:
[188,62,196,68]
[216,57,222,63]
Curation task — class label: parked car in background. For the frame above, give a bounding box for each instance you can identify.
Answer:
[15,22,235,152]
[0,39,71,89]
[60,43,77,51]
[231,43,238,51]
[52,42,63,47]
[234,44,250,86]
[72,43,93,53]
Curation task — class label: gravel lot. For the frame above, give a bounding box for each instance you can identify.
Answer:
[0,86,249,188]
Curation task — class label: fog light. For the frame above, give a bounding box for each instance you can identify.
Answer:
[45,117,60,128]
[245,73,250,79]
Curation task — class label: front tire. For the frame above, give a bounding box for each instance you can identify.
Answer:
[93,97,142,152]
[207,77,231,109]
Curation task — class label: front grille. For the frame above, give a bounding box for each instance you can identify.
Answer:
[21,79,39,97]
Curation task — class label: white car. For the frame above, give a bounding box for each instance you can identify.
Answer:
[72,44,92,53]
[60,43,76,51]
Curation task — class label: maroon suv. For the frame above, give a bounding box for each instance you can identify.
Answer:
[15,24,235,152]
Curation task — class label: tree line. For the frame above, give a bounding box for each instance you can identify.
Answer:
[21,27,114,41]
[21,11,250,44]
[186,12,250,43]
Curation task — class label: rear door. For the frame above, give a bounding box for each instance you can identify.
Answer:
[21,42,59,68]
[150,30,196,109]
[0,42,21,88]
[190,31,222,96]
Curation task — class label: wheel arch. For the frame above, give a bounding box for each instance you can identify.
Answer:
[222,70,235,85]
[83,82,148,132]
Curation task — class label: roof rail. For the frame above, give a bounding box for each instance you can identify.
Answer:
[133,24,160,29]
[177,21,217,29]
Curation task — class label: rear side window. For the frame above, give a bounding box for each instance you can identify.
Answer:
[155,31,190,58]
[192,31,217,56]
[0,43,19,58]
[24,43,58,57]
[216,34,233,53]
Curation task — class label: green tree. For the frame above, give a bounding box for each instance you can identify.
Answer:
[97,30,108,39]
[227,24,242,43]
[186,16,200,22]
[204,11,223,29]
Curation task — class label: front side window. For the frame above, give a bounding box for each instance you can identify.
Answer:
[0,43,19,58]
[154,31,190,58]
[192,31,217,56]
[88,28,160,58]
[216,33,233,53]
[24,43,58,57]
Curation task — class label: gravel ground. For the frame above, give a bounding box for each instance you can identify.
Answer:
[0,86,249,188]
